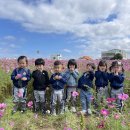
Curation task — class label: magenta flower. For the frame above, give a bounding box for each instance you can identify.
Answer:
[114,114,120,120]
[100,109,109,116]
[97,120,105,129]
[64,128,72,130]
[0,128,4,130]
[9,121,15,127]
[27,101,33,109]
[0,103,7,110]
[118,93,129,101]
[0,111,3,118]
[17,74,22,78]
[72,91,79,97]
[17,91,23,98]
[106,98,116,103]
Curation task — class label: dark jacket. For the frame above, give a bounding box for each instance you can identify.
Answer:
[95,70,109,88]
[78,71,94,91]
[11,68,31,88]
[32,70,49,91]
[50,73,66,90]
[109,73,125,89]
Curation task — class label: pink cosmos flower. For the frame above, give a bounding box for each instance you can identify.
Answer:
[27,101,33,109]
[72,91,79,97]
[118,93,129,101]
[0,128,4,130]
[17,91,23,98]
[114,114,120,120]
[100,109,109,116]
[64,128,72,130]
[17,74,22,79]
[97,120,105,129]
[106,98,116,103]
[0,103,7,110]
[9,121,15,127]
[0,111,3,118]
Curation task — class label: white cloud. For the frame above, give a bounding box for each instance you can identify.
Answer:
[0,0,130,58]
[63,49,71,53]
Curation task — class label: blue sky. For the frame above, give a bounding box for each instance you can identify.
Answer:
[0,0,130,59]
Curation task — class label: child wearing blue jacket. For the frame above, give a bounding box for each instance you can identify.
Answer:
[64,59,79,112]
[109,61,125,110]
[95,60,109,104]
[11,56,31,114]
[50,60,67,115]
[78,63,95,115]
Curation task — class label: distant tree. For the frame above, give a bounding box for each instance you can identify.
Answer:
[112,53,123,60]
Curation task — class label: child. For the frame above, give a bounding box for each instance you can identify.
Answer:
[50,60,67,115]
[64,59,79,112]
[78,63,95,115]
[95,60,109,104]
[32,58,49,114]
[11,56,31,113]
[109,61,125,110]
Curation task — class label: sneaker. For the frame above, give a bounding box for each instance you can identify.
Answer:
[60,109,64,115]
[65,106,69,112]
[52,112,56,116]
[80,110,86,115]
[87,109,92,115]
[51,109,56,116]
[21,110,25,113]
[71,107,76,113]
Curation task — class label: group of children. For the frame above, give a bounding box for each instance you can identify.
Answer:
[11,56,125,115]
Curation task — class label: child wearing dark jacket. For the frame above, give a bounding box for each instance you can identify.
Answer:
[11,56,31,114]
[109,61,125,110]
[95,60,109,104]
[50,60,67,115]
[78,63,95,115]
[32,58,49,114]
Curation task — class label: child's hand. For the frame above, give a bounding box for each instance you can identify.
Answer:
[15,76,19,80]
[58,76,62,79]
[15,74,22,79]
[21,77,27,81]
[54,75,59,80]
[46,87,49,91]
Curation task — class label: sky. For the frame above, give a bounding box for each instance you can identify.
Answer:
[0,0,130,59]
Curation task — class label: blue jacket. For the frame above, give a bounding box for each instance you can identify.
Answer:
[11,68,31,88]
[64,69,79,87]
[95,70,109,88]
[78,71,94,91]
[50,73,67,90]
[109,73,125,89]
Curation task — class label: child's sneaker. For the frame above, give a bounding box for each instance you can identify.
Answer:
[80,110,86,115]
[65,106,69,112]
[87,109,92,115]
[51,109,56,116]
[60,109,64,115]
[71,107,76,113]
[21,110,25,113]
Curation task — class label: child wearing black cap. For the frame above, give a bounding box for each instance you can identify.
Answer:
[109,61,125,110]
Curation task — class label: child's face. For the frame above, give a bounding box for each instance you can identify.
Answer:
[36,64,44,71]
[54,65,62,73]
[113,66,122,73]
[69,65,75,71]
[99,65,106,72]
[86,65,92,71]
[18,59,27,68]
